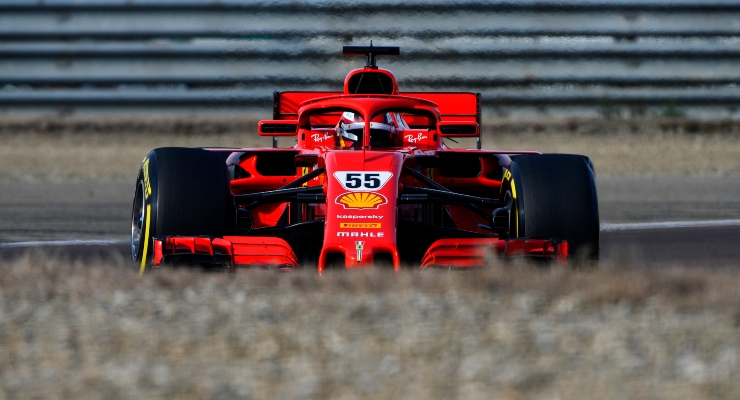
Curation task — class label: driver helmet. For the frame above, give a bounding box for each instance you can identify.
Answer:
[337,111,396,148]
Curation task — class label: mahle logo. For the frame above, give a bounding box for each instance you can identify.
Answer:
[337,232,384,238]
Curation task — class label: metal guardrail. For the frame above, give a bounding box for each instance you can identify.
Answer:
[2,89,739,106]
[0,0,738,117]
[3,43,740,59]
[2,0,739,12]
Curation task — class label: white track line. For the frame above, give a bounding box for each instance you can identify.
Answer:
[0,239,128,249]
[1,220,740,248]
[601,219,740,232]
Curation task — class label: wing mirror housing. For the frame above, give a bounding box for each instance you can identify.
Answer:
[438,121,479,137]
[258,120,298,136]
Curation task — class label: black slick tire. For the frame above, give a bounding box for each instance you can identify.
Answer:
[501,154,599,260]
[131,147,231,270]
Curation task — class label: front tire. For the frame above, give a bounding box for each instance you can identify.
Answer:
[131,147,231,270]
[502,154,599,260]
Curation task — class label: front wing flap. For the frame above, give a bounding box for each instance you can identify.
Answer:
[152,236,299,271]
[421,238,568,269]
[149,236,567,271]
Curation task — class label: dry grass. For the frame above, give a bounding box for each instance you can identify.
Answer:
[0,118,271,181]
[485,120,740,176]
[1,252,740,399]
[1,117,739,179]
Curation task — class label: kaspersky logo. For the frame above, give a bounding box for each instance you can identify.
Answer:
[337,215,383,219]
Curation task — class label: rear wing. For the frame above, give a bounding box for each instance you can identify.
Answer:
[402,92,480,125]
[272,91,481,148]
[273,91,480,123]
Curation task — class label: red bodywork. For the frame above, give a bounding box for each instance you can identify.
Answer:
[151,62,566,271]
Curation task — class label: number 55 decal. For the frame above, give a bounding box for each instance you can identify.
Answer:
[333,171,393,191]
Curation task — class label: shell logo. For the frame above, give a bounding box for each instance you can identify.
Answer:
[335,192,387,210]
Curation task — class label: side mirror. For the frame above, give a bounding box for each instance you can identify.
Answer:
[438,121,479,137]
[258,120,299,136]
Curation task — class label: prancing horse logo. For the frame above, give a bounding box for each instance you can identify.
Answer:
[355,241,365,261]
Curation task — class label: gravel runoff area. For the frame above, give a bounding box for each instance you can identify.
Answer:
[1,117,739,179]
[0,254,739,399]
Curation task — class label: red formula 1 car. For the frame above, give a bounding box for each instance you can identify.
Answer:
[131,46,599,273]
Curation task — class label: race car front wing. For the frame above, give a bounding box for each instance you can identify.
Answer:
[150,235,567,271]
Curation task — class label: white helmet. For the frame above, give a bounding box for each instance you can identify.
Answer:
[336,112,396,148]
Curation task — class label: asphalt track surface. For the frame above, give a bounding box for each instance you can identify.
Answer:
[1,175,739,266]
